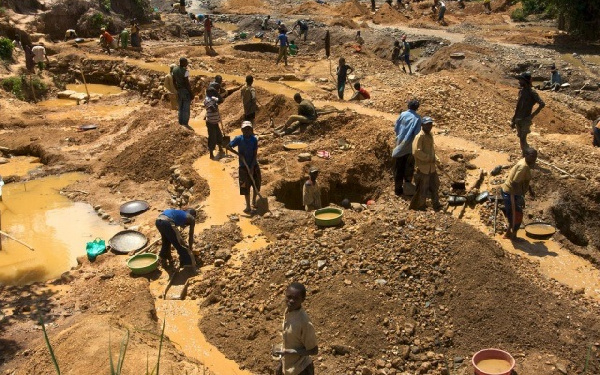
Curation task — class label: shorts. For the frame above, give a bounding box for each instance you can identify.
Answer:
[514,118,532,138]
[239,165,261,195]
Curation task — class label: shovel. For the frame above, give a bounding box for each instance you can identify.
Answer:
[239,154,269,215]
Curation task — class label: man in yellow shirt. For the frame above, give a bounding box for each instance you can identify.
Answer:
[501,147,537,240]
[274,282,319,375]
[410,117,441,210]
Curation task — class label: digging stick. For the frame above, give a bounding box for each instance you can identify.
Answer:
[80,69,90,103]
[132,238,160,256]
[0,230,34,251]
[538,159,575,178]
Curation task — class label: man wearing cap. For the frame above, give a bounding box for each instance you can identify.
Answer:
[100,28,116,55]
[155,208,197,269]
[410,117,441,210]
[392,99,421,196]
[227,122,261,214]
[501,147,537,240]
[539,64,562,91]
[303,168,322,211]
[511,72,545,153]
[275,93,317,136]
[172,57,195,130]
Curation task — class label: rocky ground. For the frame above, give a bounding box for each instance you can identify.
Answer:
[1,0,600,374]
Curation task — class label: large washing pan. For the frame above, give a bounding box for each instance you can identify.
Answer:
[119,200,149,216]
[109,230,148,254]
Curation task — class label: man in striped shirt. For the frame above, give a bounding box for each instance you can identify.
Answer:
[204,87,224,159]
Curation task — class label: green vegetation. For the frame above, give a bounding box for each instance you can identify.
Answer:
[101,0,111,12]
[1,76,24,100]
[0,7,6,16]
[516,0,599,39]
[0,36,14,60]
[90,12,105,30]
[40,315,167,374]
[511,7,527,21]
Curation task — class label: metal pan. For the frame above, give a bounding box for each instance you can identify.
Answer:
[109,230,148,254]
[475,191,489,203]
[448,195,467,206]
[119,200,149,216]
[524,222,556,240]
[79,124,98,131]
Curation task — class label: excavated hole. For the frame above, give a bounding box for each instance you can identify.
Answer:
[273,177,378,210]
[233,43,279,54]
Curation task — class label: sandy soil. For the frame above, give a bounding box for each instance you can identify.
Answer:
[1,1,600,374]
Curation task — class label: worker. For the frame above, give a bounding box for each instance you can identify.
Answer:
[24,45,35,73]
[438,0,446,24]
[293,20,309,42]
[409,117,441,210]
[204,87,224,159]
[275,93,317,136]
[31,43,49,72]
[241,75,257,124]
[501,148,537,240]
[130,20,141,47]
[172,57,195,130]
[277,20,288,34]
[353,30,364,53]
[163,63,178,110]
[273,282,319,375]
[349,82,370,101]
[179,0,186,13]
[64,29,78,41]
[0,175,4,201]
[100,28,116,55]
[336,57,354,100]
[511,71,545,153]
[483,0,492,14]
[392,99,421,196]
[303,168,322,211]
[539,64,562,91]
[371,0,376,12]
[261,15,271,30]
[155,208,197,269]
[227,121,261,214]
[118,28,130,49]
[204,15,213,52]
[289,40,299,56]
[400,35,412,74]
[275,28,289,66]
[208,75,226,101]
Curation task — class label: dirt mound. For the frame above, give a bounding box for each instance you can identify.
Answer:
[286,1,334,16]
[328,17,360,29]
[335,0,371,18]
[373,3,409,24]
[417,43,498,76]
[104,124,205,183]
[222,0,267,14]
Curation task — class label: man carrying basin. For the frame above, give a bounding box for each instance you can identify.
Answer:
[501,147,537,240]
[227,121,261,214]
[155,208,197,269]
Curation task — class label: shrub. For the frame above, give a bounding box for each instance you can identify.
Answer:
[511,8,527,21]
[1,76,24,100]
[0,37,14,60]
[101,0,111,12]
[90,12,105,30]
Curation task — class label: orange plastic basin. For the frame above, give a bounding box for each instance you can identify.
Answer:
[472,348,515,375]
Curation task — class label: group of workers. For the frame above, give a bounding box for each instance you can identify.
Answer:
[98,20,141,55]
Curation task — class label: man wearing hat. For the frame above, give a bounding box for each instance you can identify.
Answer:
[410,116,441,210]
[392,99,421,196]
[303,167,322,211]
[511,71,545,153]
[172,57,195,130]
[539,64,562,91]
[227,121,261,214]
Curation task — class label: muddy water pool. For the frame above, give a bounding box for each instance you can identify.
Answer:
[66,83,122,95]
[0,173,120,285]
[0,156,42,177]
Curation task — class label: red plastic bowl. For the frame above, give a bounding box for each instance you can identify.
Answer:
[472,348,515,375]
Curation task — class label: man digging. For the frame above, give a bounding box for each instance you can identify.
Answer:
[227,121,261,214]
[501,147,537,240]
[155,208,197,270]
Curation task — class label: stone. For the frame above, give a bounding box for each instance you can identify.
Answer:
[214,259,225,267]
[215,249,232,261]
[0,158,8,164]
[331,344,352,355]
[298,153,312,162]
[375,279,387,286]
[179,176,194,188]
[317,260,327,269]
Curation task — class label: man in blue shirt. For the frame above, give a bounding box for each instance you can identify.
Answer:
[275,30,289,66]
[293,20,309,42]
[392,99,422,196]
[155,208,197,269]
[540,64,562,91]
[227,121,261,214]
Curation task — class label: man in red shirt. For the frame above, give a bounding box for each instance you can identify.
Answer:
[100,28,116,55]
[349,82,370,101]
